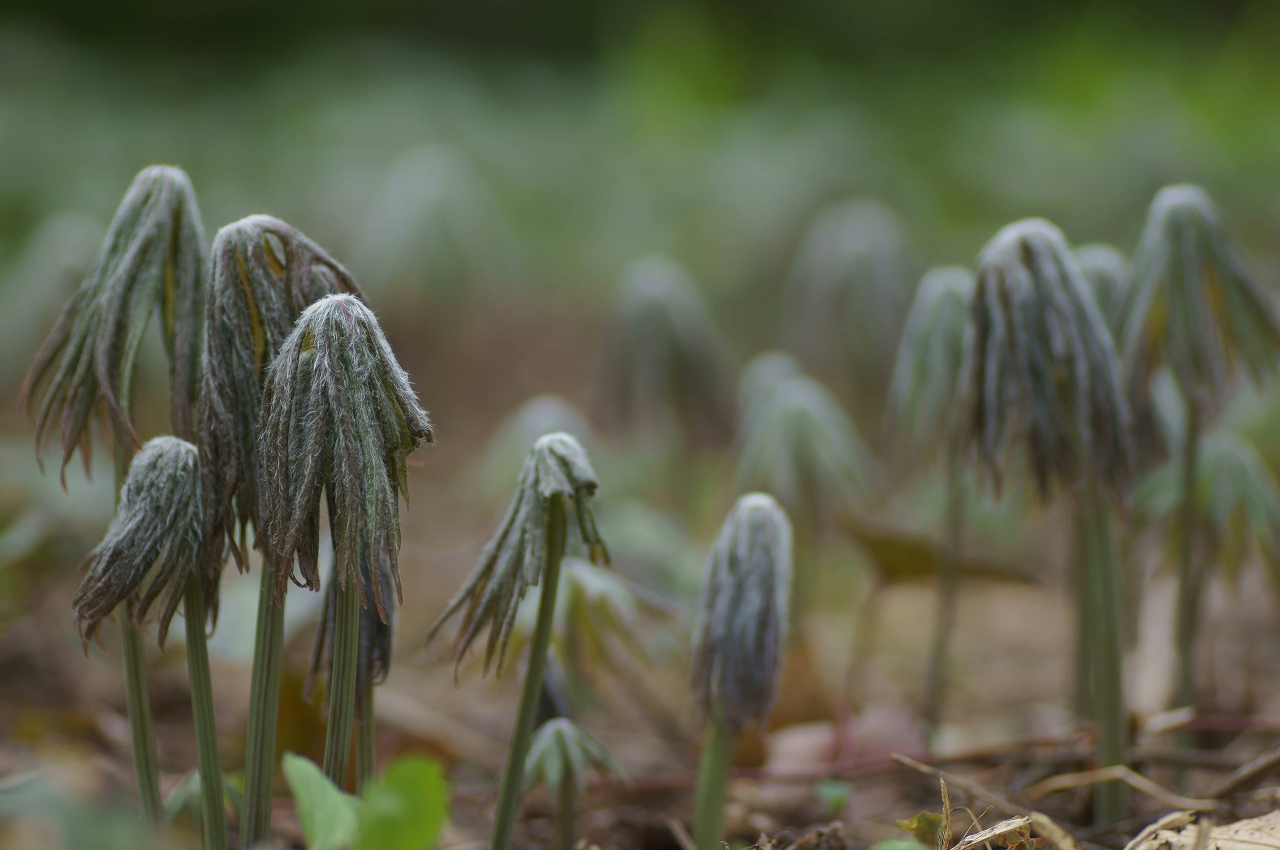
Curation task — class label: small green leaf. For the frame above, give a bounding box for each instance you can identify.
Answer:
[283,752,359,850]
[813,779,852,816]
[896,811,944,848]
[355,756,449,850]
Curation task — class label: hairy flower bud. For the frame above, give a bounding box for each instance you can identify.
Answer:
[429,432,609,675]
[23,166,206,476]
[1120,184,1280,410]
[258,294,432,619]
[959,218,1131,497]
[198,215,362,572]
[691,493,792,736]
[73,436,205,647]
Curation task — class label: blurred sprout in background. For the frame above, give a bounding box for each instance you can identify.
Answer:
[1074,244,1130,336]
[475,395,594,506]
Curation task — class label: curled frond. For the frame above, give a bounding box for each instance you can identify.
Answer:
[1074,244,1129,335]
[959,218,1131,498]
[73,437,204,647]
[523,718,622,797]
[737,351,803,419]
[691,493,792,736]
[781,199,910,373]
[22,166,206,476]
[429,432,609,676]
[258,294,432,621]
[1120,185,1280,410]
[199,215,363,573]
[593,255,734,446]
[886,266,974,445]
[736,374,874,520]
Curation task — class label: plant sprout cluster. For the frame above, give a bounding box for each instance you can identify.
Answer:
[20,163,1280,850]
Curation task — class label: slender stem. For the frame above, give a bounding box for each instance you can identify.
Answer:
[1073,517,1095,723]
[1078,490,1128,825]
[323,579,361,788]
[924,443,964,739]
[184,576,228,850]
[113,453,161,823]
[1175,404,1202,713]
[693,713,733,850]
[491,497,568,850]
[555,775,578,850]
[239,555,286,845]
[356,679,376,792]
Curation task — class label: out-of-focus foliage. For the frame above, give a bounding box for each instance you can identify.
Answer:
[1074,244,1129,335]
[475,395,593,505]
[737,351,804,420]
[886,266,974,447]
[593,255,734,446]
[523,718,621,796]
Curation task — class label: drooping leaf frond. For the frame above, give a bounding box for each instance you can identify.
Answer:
[1074,243,1129,335]
[959,218,1131,497]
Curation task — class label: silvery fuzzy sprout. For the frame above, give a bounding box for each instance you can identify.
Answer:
[1074,244,1129,335]
[23,166,206,473]
[523,718,621,796]
[593,255,735,445]
[737,351,803,419]
[960,219,1131,497]
[478,395,593,504]
[886,266,975,445]
[1120,185,1280,409]
[258,294,433,617]
[199,215,363,572]
[736,373,875,519]
[430,432,609,675]
[691,493,792,736]
[73,437,205,647]
[781,198,910,373]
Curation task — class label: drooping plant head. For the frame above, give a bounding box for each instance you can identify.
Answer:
[1074,244,1129,336]
[959,218,1131,498]
[73,436,206,647]
[691,493,792,736]
[199,215,363,572]
[886,266,974,446]
[736,374,874,520]
[781,198,910,376]
[593,255,734,446]
[429,432,609,676]
[737,351,803,419]
[258,294,433,620]
[523,718,621,797]
[22,166,206,476]
[1120,184,1280,411]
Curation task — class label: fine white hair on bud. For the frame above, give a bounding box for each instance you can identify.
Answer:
[959,218,1131,497]
[690,492,792,736]
[429,432,609,676]
[73,436,205,647]
[258,294,433,621]
[198,214,363,575]
[23,166,206,477]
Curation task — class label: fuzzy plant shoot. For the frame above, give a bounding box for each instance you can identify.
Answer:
[1117,185,1280,714]
[691,493,792,850]
[885,266,974,735]
[1074,244,1129,336]
[197,215,364,843]
[959,219,1132,823]
[593,255,735,447]
[430,432,609,850]
[258,293,432,789]
[73,437,227,849]
[523,718,621,850]
[21,165,207,823]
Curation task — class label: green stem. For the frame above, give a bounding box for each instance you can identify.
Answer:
[693,713,733,850]
[1175,404,1202,713]
[491,497,568,850]
[323,579,361,789]
[555,773,578,850]
[923,444,964,738]
[240,555,286,845]
[184,576,228,850]
[1073,523,1095,724]
[1077,491,1128,825]
[114,453,161,823]
[356,679,376,793]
